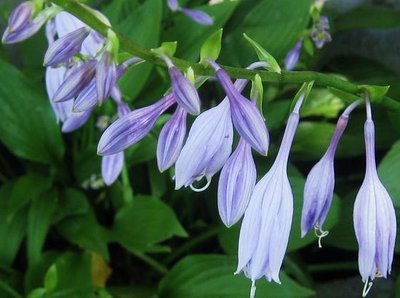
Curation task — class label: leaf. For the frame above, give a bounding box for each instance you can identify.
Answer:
[53,188,90,223]
[243,33,281,73]
[103,0,140,25]
[44,265,57,294]
[158,255,315,298]
[112,195,187,253]
[0,59,64,164]
[162,1,238,61]
[200,29,223,65]
[301,89,345,118]
[27,190,57,265]
[378,140,400,207]
[116,0,162,99]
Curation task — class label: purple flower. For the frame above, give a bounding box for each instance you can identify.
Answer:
[311,16,332,49]
[218,138,256,227]
[174,98,233,190]
[157,106,187,172]
[236,93,305,295]
[73,79,98,112]
[167,0,179,11]
[6,2,33,33]
[44,27,90,66]
[52,60,97,103]
[353,99,396,296]
[284,40,302,71]
[208,60,269,155]
[163,56,201,115]
[179,8,214,26]
[102,152,124,185]
[97,94,176,155]
[96,52,117,103]
[301,100,361,246]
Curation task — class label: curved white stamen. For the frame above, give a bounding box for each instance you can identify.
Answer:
[190,177,212,192]
[314,226,329,248]
[362,278,373,297]
[250,280,256,298]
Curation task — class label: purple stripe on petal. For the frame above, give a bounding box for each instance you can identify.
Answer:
[98,94,176,155]
[157,106,187,172]
[102,151,124,185]
[96,52,117,103]
[73,79,98,112]
[180,8,213,26]
[7,2,33,33]
[2,20,42,44]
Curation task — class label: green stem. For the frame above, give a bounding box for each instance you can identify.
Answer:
[130,249,168,274]
[49,0,400,110]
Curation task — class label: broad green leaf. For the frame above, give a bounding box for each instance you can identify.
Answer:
[44,265,57,294]
[223,0,311,66]
[200,29,223,65]
[378,140,400,207]
[162,1,238,61]
[116,0,162,99]
[152,41,178,58]
[243,34,281,73]
[27,190,57,265]
[158,255,315,297]
[301,89,345,118]
[103,0,140,26]
[112,195,187,253]
[0,59,64,164]
[53,188,90,223]
[25,251,60,293]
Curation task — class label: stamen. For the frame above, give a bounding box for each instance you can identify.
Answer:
[362,278,373,297]
[314,226,329,248]
[190,177,212,192]
[250,280,256,298]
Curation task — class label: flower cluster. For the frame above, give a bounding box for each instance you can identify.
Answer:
[2,2,396,298]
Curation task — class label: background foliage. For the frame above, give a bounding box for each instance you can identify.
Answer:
[0,0,399,297]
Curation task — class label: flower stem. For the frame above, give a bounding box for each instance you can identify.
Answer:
[49,0,400,111]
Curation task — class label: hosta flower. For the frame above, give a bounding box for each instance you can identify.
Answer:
[353,99,396,296]
[311,16,332,49]
[157,106,187,172]
[163,55,201,115]
[236,93,305,297]
[178,8,214,26]
[218,138,256,227]
[174,98,232,190]
[96,51,117,103]
[98,94,176,155]
[301,100,361,246]
[284,40,302,71]
[73,79,97,112]
[208,60,269,155]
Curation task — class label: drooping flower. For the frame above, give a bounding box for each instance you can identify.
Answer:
[174,98,233,190]
[311,16,332,49]
[163,55,201,115]
[157,106,187,172]
[97,94,176,155]
[6,1,33,33]
[178,7,214,26]
[44,26,90,66]
[208,60,269,155]
[353,98,396,297]
[73,79,97,112]
[236,92,305,297]
[218,138,256,227]
[167,0,179,11]
[284,40,303,71]
[96,51,117,104]
[301,100,361,246]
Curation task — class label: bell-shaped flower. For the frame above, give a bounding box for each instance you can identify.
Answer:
[73,79,98,112]
[178,8,214,26]
[44,27,90,66]
[163,56,201,115]
[52,60,97,102]
[6,1,33,33]
[175,98,233,190]
[208,60,269,155]
[96,51,117,103]
[284,40,302,71]
[218,138,256,227]
[353,100,396,296]
[157,106,187,172]
[236,94,305,297]
[301,100,361,245]
[98,94,176,155]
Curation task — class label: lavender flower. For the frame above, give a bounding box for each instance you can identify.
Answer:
[44,27,90,66]
[311,16,332,49]
[97,94,176,155]
[284,40,302,71]
[208,60,269,155]
[157,106,187,172]
[73,79,98,112]
[163,56,201,115]
[353,99,396,296]
[6,2,33,33]
[179,8,214,26]
[236,93,305,296]
[167,0,179,11]
[174,98,232,190]
[218,138,256,227]
[96,52,117,103]
[301,100,361,246]
[52,60,97,103]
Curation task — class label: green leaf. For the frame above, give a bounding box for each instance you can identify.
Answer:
[301,89,345,118]
[159,255,315,297]
[360,84,390,103]
[152,41,178,58]
[243,33,281,73]
[112,195,187,253]
[103,0,140,25]
[116,0,162,99]
[27,190,57,265]
[53,188,90,223]
[250,74,264,112]
[0,59,64,164]
[200,29,223,65]
[25,251,60,292]
[378,140,400,207]
[44,265,57,294]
